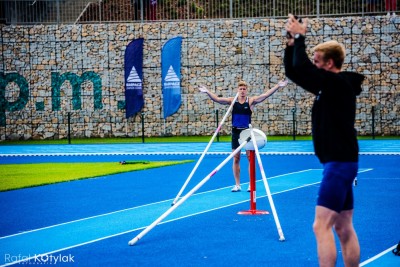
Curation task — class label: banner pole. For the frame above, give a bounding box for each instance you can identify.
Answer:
[163,119,166,136]
[141,112,145,143]
[171,92,239,206]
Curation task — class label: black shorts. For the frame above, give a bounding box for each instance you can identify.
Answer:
[231,127,247,149]
[317,162,358,213]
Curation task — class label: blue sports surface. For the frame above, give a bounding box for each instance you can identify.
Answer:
[0,140,399,266]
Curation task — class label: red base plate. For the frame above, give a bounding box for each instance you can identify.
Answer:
[238,210,269,215]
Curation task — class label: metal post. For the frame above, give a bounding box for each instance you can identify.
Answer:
[187,0,189,20]
[249,150,256,210]
[67,112,71,144]
[238,150,269,215]
[272,0,276,18]
[292,108,296,141]
[229,0,233,18]
[372,106,375,140]
[99,0,102,22]
[141,112,145,143]
[140,0,144,22]
[56,0,60,25]
[215,109,219,142]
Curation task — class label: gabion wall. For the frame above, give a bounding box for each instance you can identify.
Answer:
[0,16,398,140]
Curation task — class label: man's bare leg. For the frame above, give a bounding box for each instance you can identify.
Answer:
[313,205,338,267]
[232,150,241,186]
[334,209,360,267]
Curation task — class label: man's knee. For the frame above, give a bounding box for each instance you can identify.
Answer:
[334,210,355,240]
[313,219,325,237]
[233,154,240,163]
[334,223,354,242]
[313,206,338,237]
[334,224,345,237]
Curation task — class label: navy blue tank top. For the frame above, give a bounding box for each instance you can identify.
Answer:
[232,97,252,128]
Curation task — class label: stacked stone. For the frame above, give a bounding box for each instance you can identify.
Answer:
[0,16,398,140]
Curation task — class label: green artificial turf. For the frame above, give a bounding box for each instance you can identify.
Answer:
[0,160,193,192]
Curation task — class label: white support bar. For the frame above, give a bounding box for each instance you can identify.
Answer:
[249,125,285,241]
[171,92,239,206]
[128,135,250,246]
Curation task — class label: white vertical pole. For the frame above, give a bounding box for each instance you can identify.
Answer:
[249,125,285,241]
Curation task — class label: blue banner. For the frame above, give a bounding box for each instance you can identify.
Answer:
[124,38,144,119]
[162,36,182,119]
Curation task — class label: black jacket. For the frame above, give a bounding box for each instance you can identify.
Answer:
[284,36,365,163]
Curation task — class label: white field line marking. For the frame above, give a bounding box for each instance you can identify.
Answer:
[359,244,397,266]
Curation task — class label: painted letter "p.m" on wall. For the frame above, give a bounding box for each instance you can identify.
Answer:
[0,73,29,127]
[51,71,103,111]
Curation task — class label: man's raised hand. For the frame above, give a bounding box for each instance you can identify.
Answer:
[199,85,209,93]
[278,80,288,87]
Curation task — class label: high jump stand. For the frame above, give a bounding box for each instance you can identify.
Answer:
[238,148,269,215]
[237,127,269,215]
[239,126,285,241]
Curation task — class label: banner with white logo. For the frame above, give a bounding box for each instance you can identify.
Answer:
[161,36,182,119]
[124,38,144,119]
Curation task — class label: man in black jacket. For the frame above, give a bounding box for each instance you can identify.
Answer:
[284,14,365,267]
